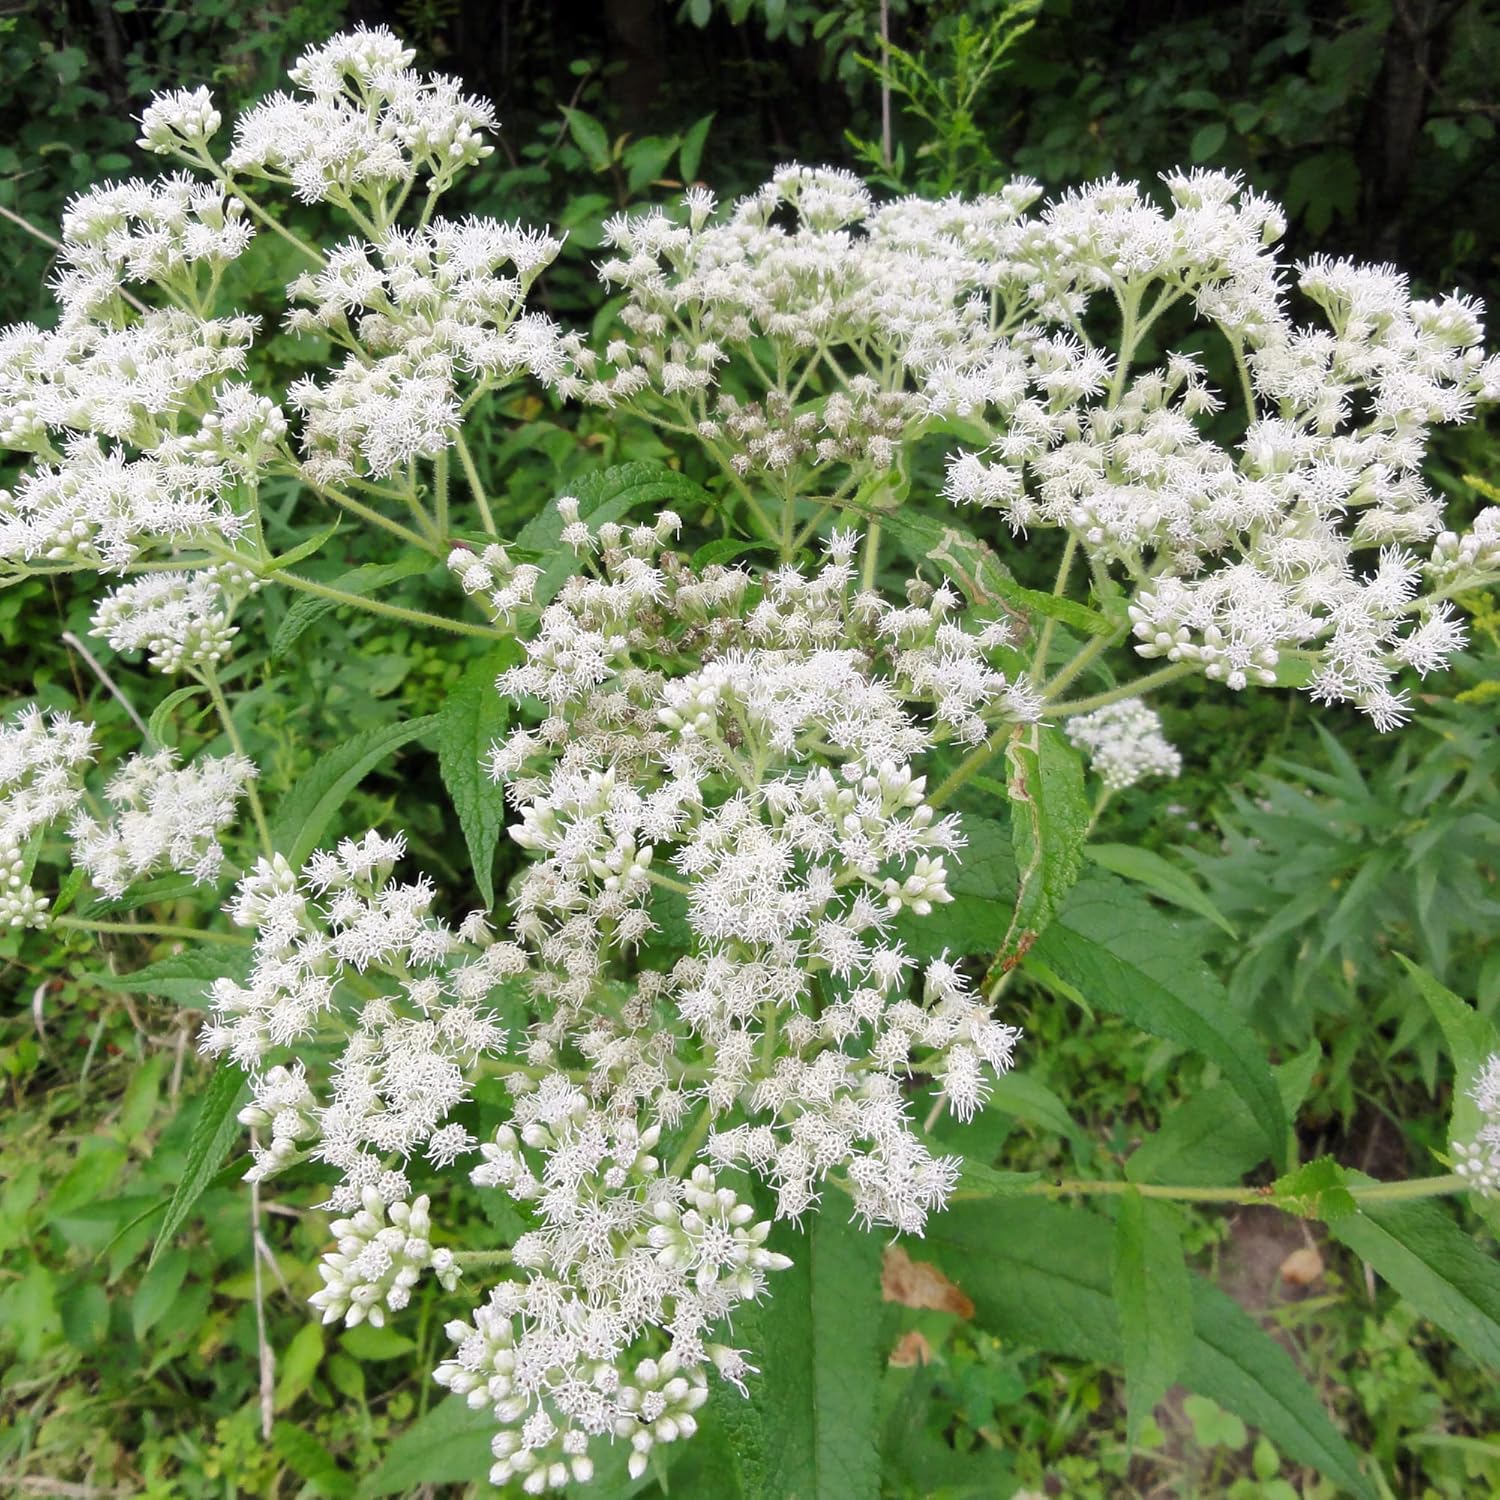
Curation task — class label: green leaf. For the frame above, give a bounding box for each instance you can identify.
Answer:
[271,555,432,660]
[274,1322,325,1411]
[879,509,1113,638]
[271,715,438,868]
[680,110,715,181]
[561,106,612,170]
[1127,1047,1319,1186]
[274,1421,354,1499]
[92,943,251,1004]
[996,723,1089,972]
[1398,956,1500,1237]
[146,684,204,748]
[1191,121,1228,160]
[1325,1174,1500,1371]
[1183,1279,1372,1498]
[516,462,712,607]
[1113,1190,1192,1449]
[928,1198,1374,1500]
[149,1064,247,1268]
[1030,873,1286,1168]
[436,647,517,909]
[263,521,340,573]
[1270,1156,1356,1220]
[751,1207,884,1500]
[357,1397,495,1497]
[896,812,1016,960]
[1086,843,1237,937]
[132,1248,189,1339]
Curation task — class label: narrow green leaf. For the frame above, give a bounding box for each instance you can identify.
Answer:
[146,684,204,748]
[274,1421,354,1499]
[131,1248,188,1339]
[271,715,438,868]
[263,520,339,573]
[92,943,251,1004]
[928,1198,1375,1500]
[680,110,715,181]
[1086,842,1237,937]
[1326,1175,1500,1371]
[436,647,517,909]
[1399,955,1500,1237]
[271,555,431,660]
[997,723,1089,971]
[1182,1278,1374,1500]
[752,1207,884,1499]
[1030,873,1286,1167]
[149,1064,247,1267]
[274,1322,325,1411]
[1113,1190,1192,1449]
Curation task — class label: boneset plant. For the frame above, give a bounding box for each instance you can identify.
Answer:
[5,26,1500,1497]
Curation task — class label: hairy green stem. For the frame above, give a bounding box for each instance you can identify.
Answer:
[56,915,251,945]
[453,433,498,539]
[199,664,274,856]
[1049,661,1198,718]
[271,569,507,640]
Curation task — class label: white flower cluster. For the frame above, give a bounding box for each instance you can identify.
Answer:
[69,749,257,897]
[439,1089,781,1491]
[0,706,95,927]
[202,831,512,1211]
[309,1189,459,1329]
[590,167,1500,728]
[285,217,576,484]
[91,562,261,673]
[221,26,496,205]
[1453,1053,1500,1196]
[1065,699,1182,791]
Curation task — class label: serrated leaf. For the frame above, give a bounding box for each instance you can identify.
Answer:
[1325,1173,1500,1370]
[356,1397,496,1497]
[437,647,517,909]
[1113,1190,1192,1449]
[517,461,712,607]
[928,1198,1374,1500]
[149,1064,247,1267]
[273,1421,354,1498]
[271,555,432,660]
[1397,957,1500,1238]
[1271,1157,1357,1219]
[1030,873,1286,1168]
[995,723,1089,973]
[751,1207,883,1500]
[91,943,251,1003]
[896,812,1017,960]
[1086,842,1237,937]
[271,715,438,868]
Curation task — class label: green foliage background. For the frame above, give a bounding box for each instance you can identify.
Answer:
[4,2,1500,1497]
